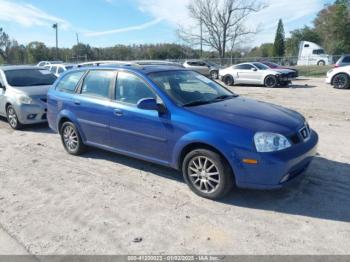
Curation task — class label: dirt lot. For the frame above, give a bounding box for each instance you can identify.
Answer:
[0,78,349,255]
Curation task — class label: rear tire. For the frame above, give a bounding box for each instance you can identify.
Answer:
[210,70,219,79]
[6,105,23,130]
[223,75,234,86]
[60,121,87,155]
[182,149,234,200]
[333,73,350,89]
[264,75,278,88]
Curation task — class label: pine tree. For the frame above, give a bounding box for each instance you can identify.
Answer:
[273,19,286,57]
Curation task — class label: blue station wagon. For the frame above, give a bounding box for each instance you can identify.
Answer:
[47,63,319,199]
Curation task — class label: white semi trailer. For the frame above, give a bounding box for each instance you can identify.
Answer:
[297,41,332,66]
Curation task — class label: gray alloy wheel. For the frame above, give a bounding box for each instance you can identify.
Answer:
[60,122,86,155]
[183,149,234,200]
[6,105,22,130]
[188,156,221,194]
[333,73,350,89]
[264,75,278,88]
[210,70,219,79]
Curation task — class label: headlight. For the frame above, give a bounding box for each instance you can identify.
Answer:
[254,132,291,153]
[17,94,32,105]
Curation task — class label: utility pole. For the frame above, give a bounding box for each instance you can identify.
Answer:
[200,18,203,57]
[52,23,58,59]
[76,33,80,45]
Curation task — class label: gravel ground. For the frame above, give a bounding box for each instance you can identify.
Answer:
[0,78,349,255]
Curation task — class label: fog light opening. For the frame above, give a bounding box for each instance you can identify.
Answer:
[280,174,291,184]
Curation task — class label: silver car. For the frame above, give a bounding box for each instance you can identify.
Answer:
[0,66,57,129]
[183,60,221,79]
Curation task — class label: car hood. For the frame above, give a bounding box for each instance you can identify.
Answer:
[186,97,304,134]
[11,85,51,97]
[273,68,295,74]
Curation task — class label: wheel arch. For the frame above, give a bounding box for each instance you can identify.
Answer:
[176,141,236,184]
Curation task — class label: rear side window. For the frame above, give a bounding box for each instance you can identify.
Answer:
[56,71,85,93]
[80,70,115,99]
[115,72,156,104]
[57,67,64,74]
[50,66,57,74]
[235,64,254,70]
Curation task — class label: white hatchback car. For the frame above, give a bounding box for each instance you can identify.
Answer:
[219,62,294,87]
[326,65,350,89]
[44,64,75,77]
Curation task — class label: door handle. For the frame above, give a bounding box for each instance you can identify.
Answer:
[113,109,123,116]
[73,100,81,105]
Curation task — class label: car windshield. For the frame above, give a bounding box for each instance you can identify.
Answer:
[148,70,237,107]
[264,62,279,68]
[5,69,57,87]
[252,63,270,70]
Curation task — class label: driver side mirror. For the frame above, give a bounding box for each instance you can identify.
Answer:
[251,68,258,72]
[137,98,166,114]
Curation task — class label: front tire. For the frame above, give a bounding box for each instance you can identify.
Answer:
[6,105,23,130]
[264,75,278,88]
[223,75,234,86]
[182,149,234,200]
[60,121,87,155]
[333,73,350,89]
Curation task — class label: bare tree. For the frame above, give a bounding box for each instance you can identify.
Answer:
[178,0,265,59]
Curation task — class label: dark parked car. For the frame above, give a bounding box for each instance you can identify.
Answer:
[47,64,318,199]
[261,61,299,78]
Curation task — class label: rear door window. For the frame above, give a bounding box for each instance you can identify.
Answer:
[56,71,85,93]
[80,70,115,99]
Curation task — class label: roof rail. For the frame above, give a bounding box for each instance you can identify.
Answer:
[76,60,184,69]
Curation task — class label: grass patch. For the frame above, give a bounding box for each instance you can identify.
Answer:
[294,65,333,78]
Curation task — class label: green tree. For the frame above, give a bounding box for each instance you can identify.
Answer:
[314,0,350,54]
[26,42,50,64]
[273,19,285,57]
[0,28,11,62]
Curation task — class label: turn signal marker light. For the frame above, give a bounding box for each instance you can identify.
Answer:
[242,159,258,165]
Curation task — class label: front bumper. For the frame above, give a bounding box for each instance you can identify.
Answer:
[326,75,332,84]
[232,130,319,189]
[15,103,47,125]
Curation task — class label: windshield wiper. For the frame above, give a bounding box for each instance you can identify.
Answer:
[213,94,238,101]
[182,100,213,107]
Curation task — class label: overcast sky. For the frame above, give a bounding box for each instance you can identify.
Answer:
[0,0,334,49]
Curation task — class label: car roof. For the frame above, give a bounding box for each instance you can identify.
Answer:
[0,65,42,71]
[73,63,188,75]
